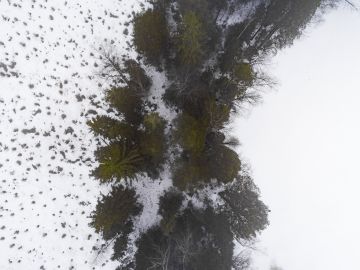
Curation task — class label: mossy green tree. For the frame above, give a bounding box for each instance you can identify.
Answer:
[133,9,168,66]
[174,112,208,155]
[177,11,204,66]
[140,113,167,175]
[87,115,136,141]
[92,142,143,183]
[158,189,184,234]
[90,185,142,240]
[220,174,269,241]
[105,87,144,125]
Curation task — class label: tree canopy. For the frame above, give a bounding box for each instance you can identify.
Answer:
[87,0,340,268]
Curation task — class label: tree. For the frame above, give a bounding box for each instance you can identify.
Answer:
[207,143,241,183]
[92,142,143,183]
[135,226,171,270]
[232,251,252,270]
[135,206,234,270]
[139,112,168,178]
[158,189,184,234]
[140,113,167,162]
[90,186,142,240]
[203,97,231,130]
[174,112,208,155]
[87,115,136,141]
[105,87,144,125]
[177,11,204,66]
[123,59,152,93]
[219,173,269,241]
[133,9,168,66]
[172,156,210,190]
[111,220,135,260]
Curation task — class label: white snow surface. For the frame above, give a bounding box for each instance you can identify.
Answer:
[0,0,169,269]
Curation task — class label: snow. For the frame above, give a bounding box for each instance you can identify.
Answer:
[0,0,152,269]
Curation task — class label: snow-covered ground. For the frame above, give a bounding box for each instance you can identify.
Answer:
[0,0,155,269]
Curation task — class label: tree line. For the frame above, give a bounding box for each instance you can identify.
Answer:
[87,0,346,269]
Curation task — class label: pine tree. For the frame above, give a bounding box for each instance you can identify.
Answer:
[105,87,143,125]
[220,174,269,241]
[92,142,143,183]
[87,115,136,141]
[90,186,142,240]
[177,11,204,66]
[133,9,168,66]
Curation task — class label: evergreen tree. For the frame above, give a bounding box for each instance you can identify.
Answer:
[90,186,142,240]
[158,189,184,234]
[139,112,168,178]
[133,9,168,66]
[177,11,204,66]
[220,174,269,241]
[92,142,143,183]
[105,87,144,125]
[87,115,136,141]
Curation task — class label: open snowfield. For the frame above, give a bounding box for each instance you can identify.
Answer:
[0,0,157,269]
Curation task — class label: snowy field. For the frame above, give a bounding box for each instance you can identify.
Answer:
[0,0,155,269]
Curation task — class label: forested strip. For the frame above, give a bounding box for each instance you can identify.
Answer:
[87,0,345,269]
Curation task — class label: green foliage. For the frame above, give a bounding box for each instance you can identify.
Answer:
[105,87,143,125]
[174,112,208,155]
[90,186,142,239]
[135,206,234,270]
[172,143,240,190]
[140,113,167,162]
[92,142,143,183]
[204,98,231,130]
[233,62,253,84]
[89,0,330,268]
[177,11,204,66]
[133,9,168,66]
[172,156,210,190]
[207,144,241,183]
[139,113,167,177]
[158,189,184,234]
[123,59,152,93]
[220,174,269,241]
[87,115,136,141]
[112,221,135,260]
